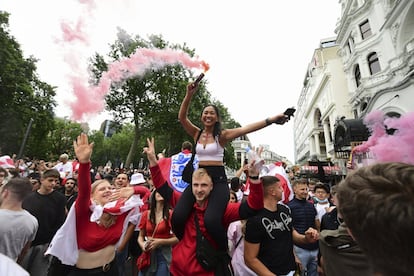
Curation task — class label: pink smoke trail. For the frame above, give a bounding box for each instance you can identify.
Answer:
[60,19,89,45]
[354,110,414,165]
[56,0,210,122]
[57,0,94,45]
[353,110,386,152]
[79,0,96,12]
[69,48,209,121]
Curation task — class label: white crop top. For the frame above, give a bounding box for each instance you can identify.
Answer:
[195,138,224,162]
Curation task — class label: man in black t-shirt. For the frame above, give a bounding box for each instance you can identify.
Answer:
[64,178,78,212]
[21,169,66,276]
[245,176,319,276]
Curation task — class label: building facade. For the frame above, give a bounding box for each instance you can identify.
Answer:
[294,0,414,173]
[294,39,353,166]
[336,0,414,118]
[231,137,287,169]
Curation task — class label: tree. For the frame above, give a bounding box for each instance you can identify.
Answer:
[105,124,136,169]
[89,32,213,168]
[88,130,107,167]
[46,118,84,161]
[211,101,240,169]
[0,11,56,158]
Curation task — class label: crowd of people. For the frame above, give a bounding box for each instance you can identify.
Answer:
[1,77,413,276]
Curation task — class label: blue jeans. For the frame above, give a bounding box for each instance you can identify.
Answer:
[294,245,318,276]
[138,249,169,276]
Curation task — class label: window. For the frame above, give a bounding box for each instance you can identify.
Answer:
[354,65,361,87]
[315,110,322,128]
[347,36,354,53]
[386,112,400,118]
[360,102,368,112]
[321,40,336,48]
[368,52,381,75]
[385,112,400,135]
[360,20,372,39]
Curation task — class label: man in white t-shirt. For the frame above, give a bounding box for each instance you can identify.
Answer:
[53,153,73,180]
[0,178,38,262]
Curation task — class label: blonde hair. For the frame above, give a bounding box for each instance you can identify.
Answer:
[59,153,69,161]
[192,168,211,181]
[91,179,116,228]
[91,179,110,194]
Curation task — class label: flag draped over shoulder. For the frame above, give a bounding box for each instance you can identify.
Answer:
[90,195,143,222]
[45,195,143,265]
[263,162,293,204]
[158,150,198,193]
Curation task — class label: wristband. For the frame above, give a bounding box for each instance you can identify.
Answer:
[249,175,259,180]
[265,118,272,126]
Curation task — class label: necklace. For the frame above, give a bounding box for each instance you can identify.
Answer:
[201,131,212,149]
[201,132,211,140]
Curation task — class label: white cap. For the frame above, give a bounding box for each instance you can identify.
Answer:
[130,173,146,185]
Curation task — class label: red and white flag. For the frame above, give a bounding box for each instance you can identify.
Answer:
[0,155,15,169]
[90,195,143,222]
[158,150,197,192]
[263,162,293,204]
[46,195,143,265]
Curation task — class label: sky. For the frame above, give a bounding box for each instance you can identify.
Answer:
[1,0,341,162]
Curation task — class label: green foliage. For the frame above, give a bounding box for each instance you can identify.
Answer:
[46,118,84,161]
[211,100,240,169]
[105,124,135,167]
[0,11,56,158]
[88,124,143,169]
[88,130,106,166]
[1,14,241,168]
[88,31,219,168]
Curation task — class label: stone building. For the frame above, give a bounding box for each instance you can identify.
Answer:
[294,0,414,173]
